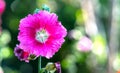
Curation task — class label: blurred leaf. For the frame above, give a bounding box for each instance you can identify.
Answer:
[0,30,11,46]
[113,55,120,71]
[1,47,13,59]
[92,34,107,63]
[76,9,87,25]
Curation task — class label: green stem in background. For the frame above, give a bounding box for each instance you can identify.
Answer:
[0,47,2,66]
[38,56,42,73]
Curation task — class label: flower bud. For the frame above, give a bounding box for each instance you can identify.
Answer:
[45,62,56,71]
[45,62,61,73]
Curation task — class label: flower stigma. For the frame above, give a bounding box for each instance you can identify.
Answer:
[35,29,49,43]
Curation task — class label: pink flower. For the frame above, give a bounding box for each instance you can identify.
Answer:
[18,10,67,59]
[14,45,29,62]
[77,36,92,52]
[14,44,38,62]
[0,0,5,15]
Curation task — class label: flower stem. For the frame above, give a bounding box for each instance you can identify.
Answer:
[38,56,41,73]
[0,46,2,66]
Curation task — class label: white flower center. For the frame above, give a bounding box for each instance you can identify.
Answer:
[35,29,49,43]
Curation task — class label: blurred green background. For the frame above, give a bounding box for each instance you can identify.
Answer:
[0,0,120,73]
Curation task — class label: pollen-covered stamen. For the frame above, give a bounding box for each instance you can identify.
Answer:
[35,29,49,43]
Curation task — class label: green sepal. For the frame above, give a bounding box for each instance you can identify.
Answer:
[40,68,47,73]
[34,8,40,13]
[42,4,50,12]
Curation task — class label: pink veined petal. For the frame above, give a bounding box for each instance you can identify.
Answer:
[18,28,36,44]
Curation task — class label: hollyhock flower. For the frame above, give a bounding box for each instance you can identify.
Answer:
[77,36,92,52]
[14,45,29,62]
[18,10,67,59]
[14,44,37,62]
[14,45,37,62]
